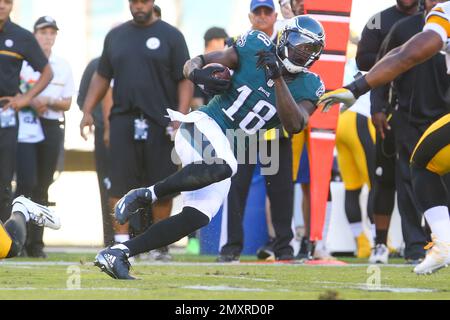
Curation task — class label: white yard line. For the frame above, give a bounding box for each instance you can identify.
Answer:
[0,261,415,268]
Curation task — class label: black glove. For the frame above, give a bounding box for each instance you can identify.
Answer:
[189,66,231,95]
[114,188,152,225]
[256,50,282,81]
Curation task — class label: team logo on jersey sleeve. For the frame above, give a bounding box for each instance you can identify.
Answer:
[316,81,325,98]
[5,39,13,48]
[146,37,161,50]
[236,32,250,48]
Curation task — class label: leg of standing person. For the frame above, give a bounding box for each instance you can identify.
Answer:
[394,112,428,263]
[15,141,38,257]
[264,137,295,260]
[336,111,373,259]
[292,131,313,259]
[372,127,396,256]
[15,142,38,199]
[144,119,177,261]
[218,163,255,262]
[410,114,450,274]
[94,123,114,247]
[109,114,153,246]
[28,118,64,258]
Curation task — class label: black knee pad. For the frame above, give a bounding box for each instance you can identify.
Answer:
[345,189,362,224]
[411,165,447,211]
[372,181,395,215]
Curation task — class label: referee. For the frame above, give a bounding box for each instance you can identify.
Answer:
[80,0,193,259]
[0,0,53,223]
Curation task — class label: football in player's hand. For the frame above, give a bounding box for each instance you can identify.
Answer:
[204,63,231,81]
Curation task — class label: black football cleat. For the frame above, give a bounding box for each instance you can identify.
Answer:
[115,188,152,225]
[94,247,135,280]
[256,238,275,260]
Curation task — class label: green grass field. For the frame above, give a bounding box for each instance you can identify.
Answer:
[1,252,449,300]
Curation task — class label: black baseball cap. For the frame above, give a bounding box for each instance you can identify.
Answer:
[34,16,59,31]
[204,27,229,43]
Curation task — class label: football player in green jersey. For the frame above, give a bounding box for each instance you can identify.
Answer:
[94,15,326,280]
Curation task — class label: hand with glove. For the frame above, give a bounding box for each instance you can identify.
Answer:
[189,65,231,95]
[319,75,372,112]
[114,188,153,225]
[256,49,282,82]
[319,88,357,113]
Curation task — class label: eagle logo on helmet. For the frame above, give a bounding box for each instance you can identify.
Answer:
[276,15,326,74]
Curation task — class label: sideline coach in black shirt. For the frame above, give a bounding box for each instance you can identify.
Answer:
[80,0,193,249]
[0,0,52,223]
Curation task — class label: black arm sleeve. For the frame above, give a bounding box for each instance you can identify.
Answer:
[356,23,382,71]
[369,25,399,115]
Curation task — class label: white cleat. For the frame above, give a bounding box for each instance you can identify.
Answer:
[414,236,450,275]
[369,244,389,264]
[12,196,61,230]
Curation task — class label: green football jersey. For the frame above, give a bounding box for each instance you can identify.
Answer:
[199,30,324,135]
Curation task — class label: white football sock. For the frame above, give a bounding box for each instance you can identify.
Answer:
[114,234,130,244]
[350,222,363,238]
[424,206,450,243]
[321,201,332,245]
[371,224,376,244]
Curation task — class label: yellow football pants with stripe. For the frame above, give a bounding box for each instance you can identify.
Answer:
[0,222,13,259]
[336,111,376,191]
[411,113,450,176]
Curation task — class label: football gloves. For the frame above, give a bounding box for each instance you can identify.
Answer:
[256,50,282,81]
[189,66,231,95]
[318,88,357,112]
[114,188,152,225]
[319,75,372,112]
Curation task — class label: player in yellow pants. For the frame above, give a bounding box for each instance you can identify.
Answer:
[336,110,376,259]
[410,113,450,274]
[0,196,60,259]
[318,1,450,274]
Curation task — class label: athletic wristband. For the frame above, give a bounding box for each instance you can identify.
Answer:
[345,75,371,99]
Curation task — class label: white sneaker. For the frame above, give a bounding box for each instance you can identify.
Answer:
[369,244,389,264]
[12,196,61,230]
[414,236,450,275]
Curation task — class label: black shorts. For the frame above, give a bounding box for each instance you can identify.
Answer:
[109,114,178,198]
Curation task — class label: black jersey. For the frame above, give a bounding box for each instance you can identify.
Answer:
[0,19,48,96]
[356,5,412,71]
[98,20,190,127]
